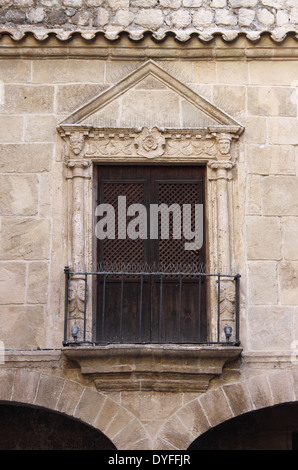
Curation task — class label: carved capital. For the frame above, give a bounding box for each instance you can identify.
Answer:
[65,159,91,179]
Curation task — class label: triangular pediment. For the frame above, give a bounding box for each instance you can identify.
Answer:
[60,60,243,132]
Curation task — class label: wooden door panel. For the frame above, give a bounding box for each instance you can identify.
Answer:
[96,165,206,343]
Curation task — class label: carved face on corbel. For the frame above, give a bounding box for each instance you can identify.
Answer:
[216,134,232,158]
[69,133,85,157]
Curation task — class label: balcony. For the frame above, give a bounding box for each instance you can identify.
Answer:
[62,267,242,392]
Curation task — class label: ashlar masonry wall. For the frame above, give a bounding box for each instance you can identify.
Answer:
[0,44,297,356]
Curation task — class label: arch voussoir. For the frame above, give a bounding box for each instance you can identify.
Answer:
[155,369,298,450]
[0,369,151,450]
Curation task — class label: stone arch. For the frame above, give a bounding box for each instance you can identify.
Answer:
[0,369,152,450]
[155,368,298,450]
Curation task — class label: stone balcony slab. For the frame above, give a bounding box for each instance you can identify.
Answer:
[62,344,242,392]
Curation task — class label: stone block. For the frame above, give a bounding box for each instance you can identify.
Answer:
[249,61,298,86]
[194,61,217,84]
[213,85,246,118]
[193,8,214,26]
[113,10,134,27]
[0,60,31,83]
[56,84,104,114]
[0,218,51,260]
[24,115,57,142]
[248,261,278,305]
[247,306,293,350]
[135,9,164,29]
[157,415,194,450]
[267,370,296,404]
[257,8,275,26]
[246,174,261,215]
[262,176,298,215]
[4,85,54,114]
[243,116,267,144]
[223,383,253,415]
[0,262,26,304]
[0,305,45,349]
[248,87,297,117]
[247,145,296,176]
[183,0,203,5]
[0,116,23,142]
[34,374,66,409]
[282,217,298,260]
[56,380,84,416]
[268,118,298,145]
[199,389,233,427]
[216,61,249,84]
[107,0,129,8]
[27,262,49,304]
[246,216,282,260]
[74,387,106,425]
[246,375,274,410]
[0,144,52,173]
[238,8,256,25]
[39,173,53,218]
[171,10,191,28]
[121,89,180,127]
[0,370,15,401]
[229,0,257,6]
[176,399,210,437]
[12,370,40,404]
[32,60,105,84]
[215,9,238,25]
[0,175,38,216]
[279,261,298,305]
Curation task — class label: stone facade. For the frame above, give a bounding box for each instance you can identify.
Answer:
[0,0,298,451]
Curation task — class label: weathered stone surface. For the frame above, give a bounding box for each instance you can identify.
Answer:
[283,218,298,261]
[249,261,278,304]
[248,87,297,117]
[0,262,26,304]
[74,387,106,425]
[0,175,38,216]
[247,307,293,350]
[24,115,57,142]
[4,85,54,114]
[262,176,298,215]
[27,262,49,304]
[34,374,65,409]
[0,218,51,260]
[267,370,296,404]
[0,144,52,173]
[0,305,45,349]
[32,59,105,84]
[246,216,282,260]
[0,116,23,142]
[279,261,298,305]
[223,383,253,415]
[199,389,233,427]
[268,118,298,145]
[247,145,296,176]
[246,174,261,215]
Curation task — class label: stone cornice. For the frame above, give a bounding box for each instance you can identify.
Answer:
[0,31,298,59]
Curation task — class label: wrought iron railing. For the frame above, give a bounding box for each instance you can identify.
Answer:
[63,266,240,347]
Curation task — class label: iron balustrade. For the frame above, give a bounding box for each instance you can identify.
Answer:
[63,267,241,346]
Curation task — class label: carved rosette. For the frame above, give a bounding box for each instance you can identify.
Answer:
[134,127,166,159]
